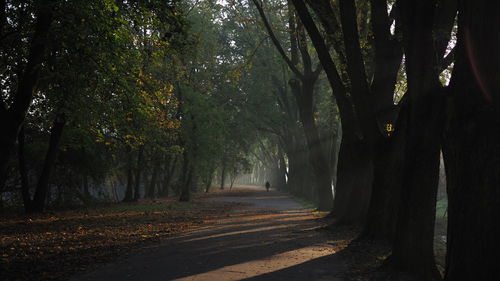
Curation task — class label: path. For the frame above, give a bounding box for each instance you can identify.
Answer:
[72,186,346,281]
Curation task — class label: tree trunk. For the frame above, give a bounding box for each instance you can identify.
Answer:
[443,104,500,281]
[18,126,32,212]
[277,147,287,191]
[179,150,191,202]
[390,97,442,280]
[81,174,91,205]
[389,1,442,279]
[332,137,373,224]
[31,113,66,213]
[229,175,236,190]
[220,161,226,190]
[292,78,334,211]
[83,175,90,197]
[160,155,177,197]
[122,146,135,202]
[133,146,144,202]
[443,2,500,279]
[0,2,54,188]
[362,104,408,241]
[147,163,159,199]
[204,173,212,193]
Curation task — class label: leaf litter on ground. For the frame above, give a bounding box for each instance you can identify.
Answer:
[0,194,242,281]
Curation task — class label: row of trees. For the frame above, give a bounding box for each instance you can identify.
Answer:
[245,0,498,280]
[0,1,255,212]
[2,1,498,279]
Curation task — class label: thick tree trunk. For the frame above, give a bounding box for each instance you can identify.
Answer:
[332,138,372,224]
[133,146,144,202]
[390,97,442,280]
[282,129,309,197]
[389,1,442,279]
[291,0,370,213]
[0,2,54,188]
[293,79,333,211]
[361,102,408,240]
[31,114,66,213]
[443,111,500,281]
[443,2,500,279]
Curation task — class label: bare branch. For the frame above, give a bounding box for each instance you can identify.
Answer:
[251,0,304,78]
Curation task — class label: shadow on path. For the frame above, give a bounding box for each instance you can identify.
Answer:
[72,186,346,281]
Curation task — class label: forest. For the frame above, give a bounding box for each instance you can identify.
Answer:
[1,0,499,281]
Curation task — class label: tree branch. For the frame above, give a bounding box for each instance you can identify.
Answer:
[338,0,370,96]
[251,0,304,78]
[290,0,361,140]
[296,20,313,75]
[304,0,347,68]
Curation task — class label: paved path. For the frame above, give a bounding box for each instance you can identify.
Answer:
[72,186,345,281]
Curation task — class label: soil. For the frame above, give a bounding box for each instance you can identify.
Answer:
[71,186,348,281]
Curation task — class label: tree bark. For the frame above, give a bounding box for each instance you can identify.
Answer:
[31,113,66,213]
[390,96,442,280]
[332,138,373,224]
[443,1,500,279]
[362,104,408,240]
[133,146,144,201]
[388,1,442,279]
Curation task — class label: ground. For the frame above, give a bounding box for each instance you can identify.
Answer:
[1,186,388,281]
[72,186,348,281]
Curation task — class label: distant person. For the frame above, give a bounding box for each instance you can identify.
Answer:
[265,181,270,192]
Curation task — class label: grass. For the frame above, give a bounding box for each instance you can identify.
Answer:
[291,196,316,210]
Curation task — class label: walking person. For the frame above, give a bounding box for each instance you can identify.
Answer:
[265,181,270,192]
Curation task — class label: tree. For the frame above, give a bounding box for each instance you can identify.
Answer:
[443,1,500,280]
[387,1,445,279]
[291,0,401,225]
[0,0,55,189]
[2,0,189,211]
[252,0,334,210]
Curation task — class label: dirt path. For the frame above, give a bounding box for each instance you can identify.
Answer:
[72,186,346,281]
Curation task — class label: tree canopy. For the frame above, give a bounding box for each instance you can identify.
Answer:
[1,0,499,280]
